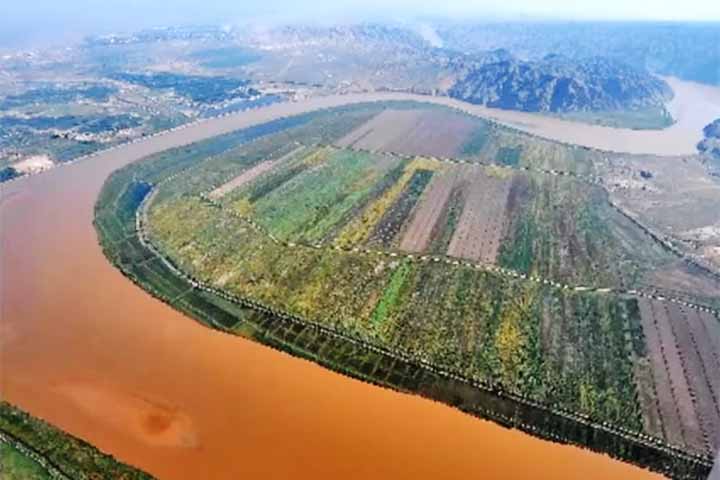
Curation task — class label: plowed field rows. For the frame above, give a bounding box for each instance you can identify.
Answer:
[336,109,479,158]
[637,298,720,455]
[447,167,512,263]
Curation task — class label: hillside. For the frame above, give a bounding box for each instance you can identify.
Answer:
[698,118,720,174]
[436,22,720,86]
[449,52,673,113]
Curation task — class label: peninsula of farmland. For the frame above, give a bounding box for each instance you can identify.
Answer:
[94,102,720,479]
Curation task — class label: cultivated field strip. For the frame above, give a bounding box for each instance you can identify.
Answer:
[399,167,463,252]
[333,141,720,288]
[446,167,511,263]
[671,304,720,451]
[366,168,435,247]
[327,142,602,185]
[637,298,720,455]
[335,109,477,158]
[208,144,307,199]
[654,302,705,453]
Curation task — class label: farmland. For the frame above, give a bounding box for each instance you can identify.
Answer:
[95,101,719,478]
[335,109,480,158]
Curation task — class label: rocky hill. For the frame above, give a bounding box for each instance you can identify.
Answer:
[703,118,720,139]
[698,119,720,174]
[449,52,673,113]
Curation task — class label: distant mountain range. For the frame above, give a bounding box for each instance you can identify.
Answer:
[448,51,673,113]
[436,22,720,86]
[241,24,675,115]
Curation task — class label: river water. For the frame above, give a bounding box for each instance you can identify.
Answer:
[0,94,670,479]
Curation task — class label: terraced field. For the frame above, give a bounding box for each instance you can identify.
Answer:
[96,101,719,478]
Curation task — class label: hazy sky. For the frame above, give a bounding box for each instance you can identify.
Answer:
[2,0,720,48]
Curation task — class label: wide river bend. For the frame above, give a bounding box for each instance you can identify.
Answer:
[0,92,683,479]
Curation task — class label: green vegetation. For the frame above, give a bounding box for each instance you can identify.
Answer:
[496,146,521,167]
[371,261,412,329]
[0,402,153,479]
[554,106,675,130]
[459,122,491,156]
[110,72,259,104]
[0,166,20,182]
[0,85,116,110]
[0,442,51,480]
[249,148,401,242]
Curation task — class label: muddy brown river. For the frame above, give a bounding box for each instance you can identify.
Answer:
[0,93,672,479]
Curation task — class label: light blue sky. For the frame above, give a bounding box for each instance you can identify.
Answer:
[2,0,719,48]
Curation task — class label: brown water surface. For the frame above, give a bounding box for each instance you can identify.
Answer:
[0,95,661,479]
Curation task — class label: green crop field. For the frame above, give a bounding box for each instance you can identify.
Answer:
[94,101,717,479]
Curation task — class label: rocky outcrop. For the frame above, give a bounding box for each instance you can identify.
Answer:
[449,52,672,113]
[698,119,720,175]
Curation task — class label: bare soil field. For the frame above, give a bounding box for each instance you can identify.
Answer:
[335,109,477,158]
[399,166,464,252]
[209,160,279,199]
[637,298,687,447]
[668,303,720,451]
[446,166,512,263]
[636,299,719,454]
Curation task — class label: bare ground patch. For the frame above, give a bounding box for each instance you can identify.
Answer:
[208,145,306,199]
[447,166,512,264]
[399,165,464,252]
[335,109,476,158]
[637,298,712,454]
